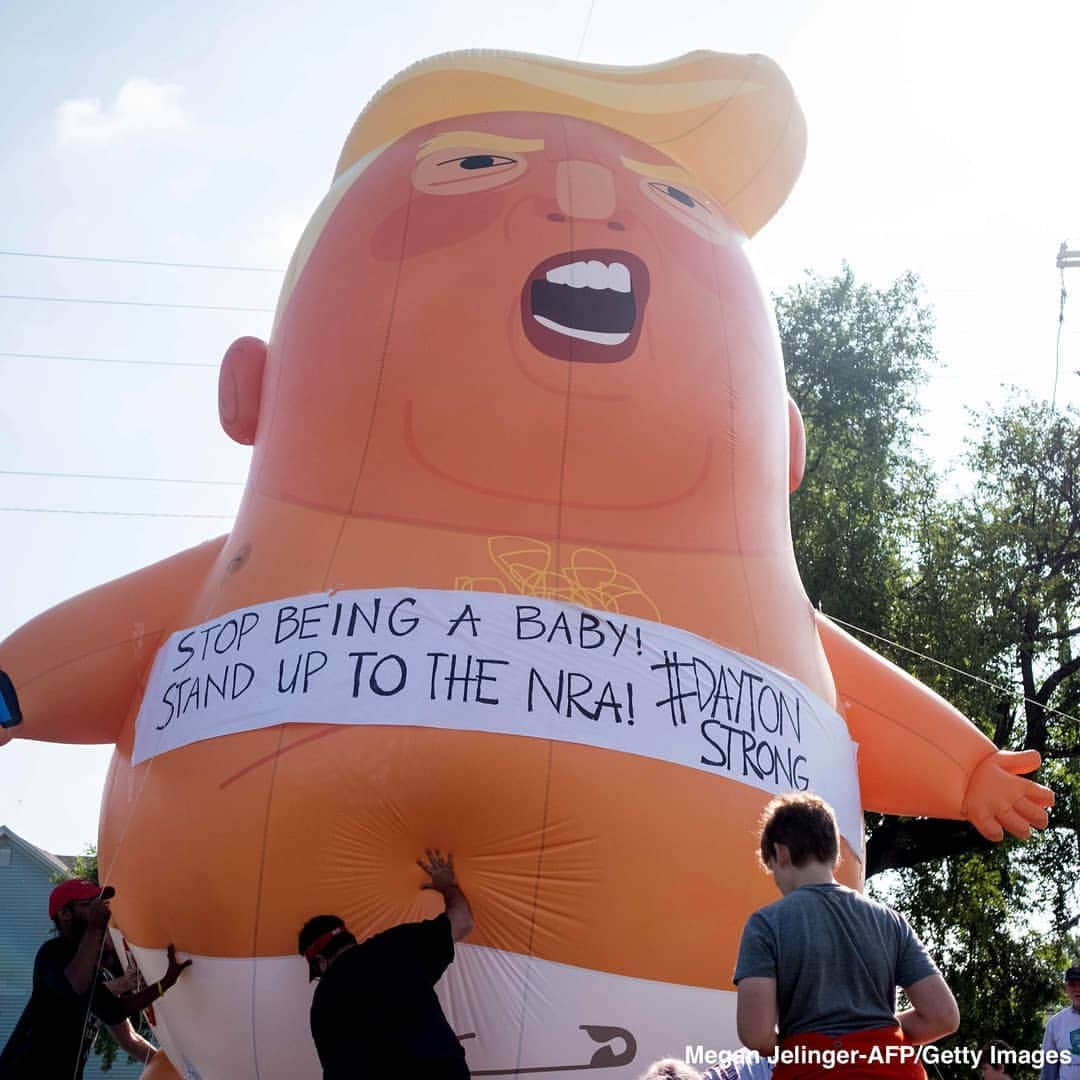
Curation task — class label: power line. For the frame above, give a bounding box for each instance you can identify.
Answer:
[0,469,243,487]
[0,294,274,314]
[575,0,597,57]
[0,507,234,520]
[825,610,1080,727]
[0,249,284,274]
[0,351,217,368]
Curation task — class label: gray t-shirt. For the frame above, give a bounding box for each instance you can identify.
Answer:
[1039,1005,1080,1080]
[733,883,938,1038]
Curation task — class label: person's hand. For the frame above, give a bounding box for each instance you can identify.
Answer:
[160,944,192,991]
[86,895,113,930]
[417,849,458,892]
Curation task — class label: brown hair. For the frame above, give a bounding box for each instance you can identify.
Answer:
[758,792,839,868]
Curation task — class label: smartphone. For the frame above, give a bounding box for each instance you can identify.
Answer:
[0,670,20,729]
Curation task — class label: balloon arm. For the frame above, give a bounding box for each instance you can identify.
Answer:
[0,536,227,747]
[816,614,1053,840]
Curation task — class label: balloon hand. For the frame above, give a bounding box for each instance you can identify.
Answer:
[962,749,1054,841]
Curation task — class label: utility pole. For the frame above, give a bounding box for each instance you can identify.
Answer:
[1054,242,1080,405]
[1055,242,1079,662]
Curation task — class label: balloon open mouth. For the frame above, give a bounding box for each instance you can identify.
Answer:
[522,250,650,363]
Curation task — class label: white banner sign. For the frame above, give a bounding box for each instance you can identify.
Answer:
[133,589,862,850]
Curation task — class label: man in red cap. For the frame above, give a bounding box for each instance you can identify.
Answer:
[0,878,191,1078]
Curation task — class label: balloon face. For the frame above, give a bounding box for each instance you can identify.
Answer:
[255,112,793,555]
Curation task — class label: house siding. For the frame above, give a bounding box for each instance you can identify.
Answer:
[0,827,144,1078]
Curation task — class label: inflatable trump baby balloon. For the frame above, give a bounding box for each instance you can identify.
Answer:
[0,49,1054,1079]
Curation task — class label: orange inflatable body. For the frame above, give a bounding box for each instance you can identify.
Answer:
[0,50,1052,1079]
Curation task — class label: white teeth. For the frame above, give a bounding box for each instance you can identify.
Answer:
[586,260,607,288]
[533,315,630,346]
[545,260,632,293]
[609,263,631,292]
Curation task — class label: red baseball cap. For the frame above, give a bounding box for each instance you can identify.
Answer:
[48,880,113,919]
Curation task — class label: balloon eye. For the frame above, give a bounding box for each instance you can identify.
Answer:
[649,182,706,211]
[415,151,527,195]
[439,154,517,171]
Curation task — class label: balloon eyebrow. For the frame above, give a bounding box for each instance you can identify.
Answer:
[416,132,544,160]
[621,156,695,187]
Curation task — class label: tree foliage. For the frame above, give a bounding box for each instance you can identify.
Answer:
[779,263,936,632]
[777,269,1079,1073]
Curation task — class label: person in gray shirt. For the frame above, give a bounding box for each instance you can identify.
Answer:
[1039,965,1080,1080]
[733,793,959,1080]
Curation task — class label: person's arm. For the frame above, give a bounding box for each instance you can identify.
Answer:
[897,973,959,1044]
[110,945,192,1019]
[106,1020,157,1066]
[418,849,474,942]
[733,911,779,1057]
[736,977,778,1057]
[64,895,113,994]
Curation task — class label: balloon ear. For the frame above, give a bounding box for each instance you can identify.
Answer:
[788,395,806,493]
[219,337,267,445]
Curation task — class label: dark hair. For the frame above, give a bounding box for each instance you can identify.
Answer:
[758,792,839,868]
[979,1040,1015,1069]
[298,915,356,960]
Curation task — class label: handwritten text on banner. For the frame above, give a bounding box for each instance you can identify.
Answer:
[133,589,863,853]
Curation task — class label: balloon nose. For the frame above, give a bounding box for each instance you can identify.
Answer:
[555,160,617,221]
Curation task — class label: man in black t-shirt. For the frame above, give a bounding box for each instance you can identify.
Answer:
[298,849,474,1079]
[0,879,191,1079]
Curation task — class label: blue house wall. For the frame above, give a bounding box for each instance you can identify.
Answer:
[0,825,144,1078]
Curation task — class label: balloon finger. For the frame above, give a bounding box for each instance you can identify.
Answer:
[999,808,1032,839]
[1028,784,1056,808]
[1002,748,1041,774]
[1014,797,1050,828]
[973,815,1004,842]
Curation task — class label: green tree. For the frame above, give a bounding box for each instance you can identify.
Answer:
[780,263,936,634]
[879,399,1080,1071]
[777,271,1078,1072]
[68,847,99,885]
[871,399,1080,877]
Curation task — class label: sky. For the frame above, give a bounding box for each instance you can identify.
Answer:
[2,0,1079,856]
